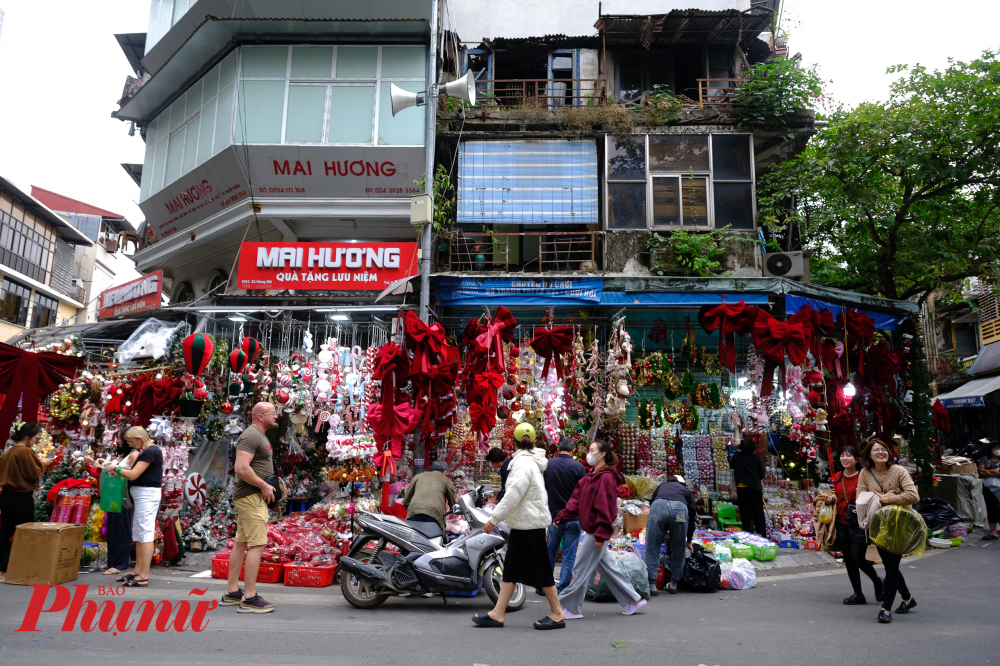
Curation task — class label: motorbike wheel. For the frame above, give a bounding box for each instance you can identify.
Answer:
[481,558,525,612]
[340,548,388,609]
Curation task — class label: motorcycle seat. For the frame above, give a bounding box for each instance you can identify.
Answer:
[403,519,443,539]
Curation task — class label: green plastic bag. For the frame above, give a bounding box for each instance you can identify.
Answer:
[868,505,927,557]
[99,470,127,513]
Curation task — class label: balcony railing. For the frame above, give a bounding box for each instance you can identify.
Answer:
[695,78,744,109]
[448,232,600,273]
[474,79,607,108]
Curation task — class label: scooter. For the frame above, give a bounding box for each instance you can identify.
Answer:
[338,485,526,611]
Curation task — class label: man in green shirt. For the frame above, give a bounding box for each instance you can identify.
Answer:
[402,461,457,533]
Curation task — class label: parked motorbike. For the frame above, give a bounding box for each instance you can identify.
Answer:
[339,485,525,610]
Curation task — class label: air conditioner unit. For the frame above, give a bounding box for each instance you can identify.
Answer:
[761,251,806,279]
[73,278,84,288]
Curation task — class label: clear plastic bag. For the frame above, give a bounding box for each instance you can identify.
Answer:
[586,551,651,601]
[868,505,927,557]
[729,558,756,590]
[116,319,185,366]
[817,503,835,525]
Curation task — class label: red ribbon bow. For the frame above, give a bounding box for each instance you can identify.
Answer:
[469,402,497,438]
[864,341,904,397]
[698,301,756,373]
[369,402,423,479]
[530,325,575,380]
[0,342,86,448]
[475,307,516,374]
[372,342,411,410]
[405,310,446,378]
[838,308,876,376]
[750,310,812,398]
[797,305,835,361]
[931,399,951,434]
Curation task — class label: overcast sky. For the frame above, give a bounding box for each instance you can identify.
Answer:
[0,1,997,228]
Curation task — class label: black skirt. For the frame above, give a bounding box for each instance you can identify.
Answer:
[502,528,555,589]
[836,521,869,545]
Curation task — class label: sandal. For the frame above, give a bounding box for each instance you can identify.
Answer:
[471,613,504,628]
[116,573,136,583]
[534,616,566,630]
[122,578,148,587]
[103,568,124,576]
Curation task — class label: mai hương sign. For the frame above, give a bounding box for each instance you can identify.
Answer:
[98,270,162,320]
[237,242,418,291]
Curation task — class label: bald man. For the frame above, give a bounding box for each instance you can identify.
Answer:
[225,401,279,613]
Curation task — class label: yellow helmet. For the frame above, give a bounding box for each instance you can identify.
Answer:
[513,422,536,443]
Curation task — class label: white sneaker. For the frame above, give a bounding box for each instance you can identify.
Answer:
[563,609,584,619]
[622,599,647,616]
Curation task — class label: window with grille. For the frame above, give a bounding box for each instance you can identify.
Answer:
[979,292,1000,345]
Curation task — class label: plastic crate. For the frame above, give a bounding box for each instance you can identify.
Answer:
[283,563,337,587]
[730,544,753,559]
[240,561,284,584]
[753,544,778,561]
[211,555,231,579]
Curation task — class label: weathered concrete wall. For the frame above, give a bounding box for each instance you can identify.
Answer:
[605,229,760,277]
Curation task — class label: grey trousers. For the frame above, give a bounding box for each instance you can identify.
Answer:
[558,532,641,613]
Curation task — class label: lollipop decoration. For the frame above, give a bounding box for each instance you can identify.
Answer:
[185,473,207,507]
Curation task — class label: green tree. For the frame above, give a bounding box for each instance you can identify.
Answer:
[758,50,1000,303]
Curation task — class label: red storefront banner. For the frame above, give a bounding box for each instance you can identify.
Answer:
[98,270,162,320]
[237,242,418,291]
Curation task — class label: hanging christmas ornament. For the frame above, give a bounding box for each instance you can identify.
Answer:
[229,349,249,373]
[184,473,207,507]
[501,385,516,401]
[228,381,243,396]
[220,402,234,415]
[276,388,290,404]
[516,382,528,395]
[182,333,214,375]
[241,337,262,363]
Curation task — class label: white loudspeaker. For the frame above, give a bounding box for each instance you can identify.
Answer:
[439,70,476,105]
[390,84,424,117]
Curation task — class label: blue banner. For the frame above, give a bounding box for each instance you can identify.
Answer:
[435,277,603,306]
[785,295,907,331]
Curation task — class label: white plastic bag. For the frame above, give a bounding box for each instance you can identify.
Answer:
[116,319,184,366]
[729,558,757,590]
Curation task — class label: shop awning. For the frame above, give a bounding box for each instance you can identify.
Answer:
[935,375,1000,408]
[785,295,907,331]
[435,276,602,306]
[969,341,1000,375]
[599,292,769,306]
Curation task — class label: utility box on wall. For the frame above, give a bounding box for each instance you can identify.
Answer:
[410,194,433,225]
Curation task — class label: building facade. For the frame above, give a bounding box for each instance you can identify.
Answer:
[0,177,91,341]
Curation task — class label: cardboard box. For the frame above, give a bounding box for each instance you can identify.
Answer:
[623,513,648,534]
[5,523,86,586]
[936,461,977,476]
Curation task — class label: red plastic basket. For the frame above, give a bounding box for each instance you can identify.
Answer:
[211,555,231,579]
[283,563,337,587]
[241,561,284,584]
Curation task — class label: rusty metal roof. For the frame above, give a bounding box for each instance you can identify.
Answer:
[596,7,774,50]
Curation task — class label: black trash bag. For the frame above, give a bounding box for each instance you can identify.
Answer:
[680,543,721,592]
[914,498,962,531]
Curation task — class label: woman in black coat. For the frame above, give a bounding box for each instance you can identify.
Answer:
[729,439,767,536]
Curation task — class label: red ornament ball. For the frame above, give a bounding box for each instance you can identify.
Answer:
[220,402,234,414]
[511,400,522,411]
[510,346,520,357]
[516,383,528,396]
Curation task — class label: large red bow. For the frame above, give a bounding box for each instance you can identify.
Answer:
[931,399,951,434]
[530,325,575,379]
[475,307,516,373]
[797,305,835,361]
[469,402,497,439]
[0,342,86,448]
[698,301,756,373]
[751,310,812,398]
[412,354,459,437]
[470,372,506,408]
[821,340,846,378]
[864,341,904,397]
[838,308,876,376]
[405,310,446,378]
[132,377,185,427]
[372,342,410,410]
[369,402,423,478]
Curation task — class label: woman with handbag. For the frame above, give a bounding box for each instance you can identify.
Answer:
[830,445,882,605]
[857,438,920,624]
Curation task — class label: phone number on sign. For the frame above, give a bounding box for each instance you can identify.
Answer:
[365,187,421,194]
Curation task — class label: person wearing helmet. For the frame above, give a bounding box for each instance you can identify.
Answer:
[473,422,566,630]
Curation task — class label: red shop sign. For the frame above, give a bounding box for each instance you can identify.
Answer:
[237,242,418,291]
[98,270,162,320]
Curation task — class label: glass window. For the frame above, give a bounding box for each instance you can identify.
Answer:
[31,293,58,328]
[291,47,333,78]
[378,81,424,145]
[681,176,709,226]
[607,137,645,180]
[381,47,425,78]
[197,97,217,165]
[219,51,238,87]
[617,53,642,101]
[285,85,327,143]
[336,47,377,78]
[140,140,156,201]
[186,78,204,117]
[165,128,186,184]
[169,93,187,130]
[236,80,285,143]
[0,278,30,326]
[328,86,375,143]
[649,135,709,172]
[652,177,680,227]
[182,116,201,173]
[203,63,220,98]
[607,182,646,229]
[714,182,754,229]
[712,134,752,180]
[242,46,288,78]
[214,84,235,153]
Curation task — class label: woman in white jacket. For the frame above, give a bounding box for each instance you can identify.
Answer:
[472,424,566,630]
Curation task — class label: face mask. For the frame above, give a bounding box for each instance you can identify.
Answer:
[993,449,1000,457]
[586,453,601,466]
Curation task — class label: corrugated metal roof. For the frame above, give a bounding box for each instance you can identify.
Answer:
[597,8,774,49]
[457,140,599,225]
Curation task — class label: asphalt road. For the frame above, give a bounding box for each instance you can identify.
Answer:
[1,537,997,666]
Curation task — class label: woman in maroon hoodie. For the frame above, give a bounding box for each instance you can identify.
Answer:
[555,440,646,618]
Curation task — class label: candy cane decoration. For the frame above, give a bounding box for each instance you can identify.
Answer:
[315,410,331,432]
[351,346,363,375]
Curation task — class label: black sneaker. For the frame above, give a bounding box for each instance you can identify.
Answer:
[843,594,867,605]
[237,594,276,614]
[895,598,917,614]
[878,609,891,624]
[221,588,244,606]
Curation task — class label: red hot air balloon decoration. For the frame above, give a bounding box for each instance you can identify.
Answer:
[229,349,249,374]
[241,337,262,363]
[182,333,214,375]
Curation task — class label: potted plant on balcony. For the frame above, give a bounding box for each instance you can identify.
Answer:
[473,241,487,267]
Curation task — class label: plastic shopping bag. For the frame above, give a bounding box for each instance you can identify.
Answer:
[99,470,128,513]
[868,505,927,557]
[586,551,651,601]
[680,543,721,592]
[728,558,756,590]
[817,503,836,525]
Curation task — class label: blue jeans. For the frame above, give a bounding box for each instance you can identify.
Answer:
[644,499,689,583]
[546,520,581,593]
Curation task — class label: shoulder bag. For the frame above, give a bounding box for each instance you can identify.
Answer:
[837,475,859,527]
